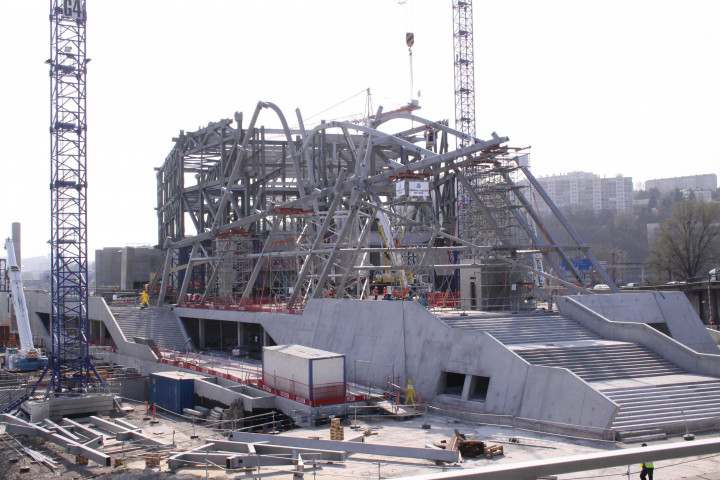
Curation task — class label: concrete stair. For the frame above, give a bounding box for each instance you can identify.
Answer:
[514,343,685,382]
[439,313,599,345]
[603,381,720,433]
[110,306,189,351]
[440,309,720,434]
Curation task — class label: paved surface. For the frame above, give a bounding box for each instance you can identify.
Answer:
[2,408,720,479]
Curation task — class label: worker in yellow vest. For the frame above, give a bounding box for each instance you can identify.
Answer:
[140,290,150,309]
[639,443,654,480]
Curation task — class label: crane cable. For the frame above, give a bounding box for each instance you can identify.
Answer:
[402,0,415,104]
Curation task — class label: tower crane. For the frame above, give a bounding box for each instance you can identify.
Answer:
[2,0,107,413]
[452,0,476,142]
[45,0,103,395]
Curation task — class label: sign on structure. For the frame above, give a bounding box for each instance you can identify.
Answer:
[396,180,429,198]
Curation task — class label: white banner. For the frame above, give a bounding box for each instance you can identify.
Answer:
[408,181,429,198]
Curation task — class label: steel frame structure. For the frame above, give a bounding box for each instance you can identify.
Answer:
[47,0,96,393]
[153,102,616,311]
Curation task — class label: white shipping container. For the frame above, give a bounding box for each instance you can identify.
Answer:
[263,345,346,401]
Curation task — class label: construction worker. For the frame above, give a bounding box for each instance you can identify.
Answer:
[639,443,654,480]
[140,290,150,309]
[373,286,379,300]
[425,125,436,151]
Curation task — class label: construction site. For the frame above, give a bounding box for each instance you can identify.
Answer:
[3,0,720,479]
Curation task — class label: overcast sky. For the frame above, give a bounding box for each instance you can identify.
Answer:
[1,0,719,260]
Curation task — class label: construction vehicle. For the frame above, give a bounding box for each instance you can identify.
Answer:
[3,238,48,372]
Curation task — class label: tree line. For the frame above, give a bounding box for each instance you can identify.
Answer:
[537,188,720,283]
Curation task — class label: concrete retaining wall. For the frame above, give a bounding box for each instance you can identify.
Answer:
[566,292,718,354]
[237,299,618,430]
[194,378,275,411]
[26,294,622,431]
[25,291,158,362]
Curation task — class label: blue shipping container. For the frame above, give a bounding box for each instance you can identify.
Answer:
[149,372,196,414]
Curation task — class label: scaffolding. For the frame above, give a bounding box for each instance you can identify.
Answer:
[152,102,617,313]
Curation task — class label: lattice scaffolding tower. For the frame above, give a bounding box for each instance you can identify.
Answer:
[47,0,100,393]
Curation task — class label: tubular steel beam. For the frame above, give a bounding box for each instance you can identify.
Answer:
[1,414,110,466]
[399,437,720,480]
[227,431,460,463]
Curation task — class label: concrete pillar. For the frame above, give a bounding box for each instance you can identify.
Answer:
[99,320,106,342]
[460,374,473,401]
[11,222,20,271]
[198,318,206,349]
[237,322,245,346]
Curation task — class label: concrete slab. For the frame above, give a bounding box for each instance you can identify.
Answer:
[27,395,114,422]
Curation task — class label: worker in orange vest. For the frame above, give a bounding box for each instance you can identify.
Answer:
[373,286,379,300]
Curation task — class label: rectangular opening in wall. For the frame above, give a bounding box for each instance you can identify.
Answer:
[470,375,490,401]
[442,372,466,396]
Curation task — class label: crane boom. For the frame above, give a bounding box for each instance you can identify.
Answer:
[5,239,34,350]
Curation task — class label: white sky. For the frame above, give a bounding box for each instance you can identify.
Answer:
[1,0,719,260]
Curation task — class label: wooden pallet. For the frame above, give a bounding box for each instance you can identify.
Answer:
[330,418,344,440]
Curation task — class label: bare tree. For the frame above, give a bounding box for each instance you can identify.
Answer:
[647,201,720,281]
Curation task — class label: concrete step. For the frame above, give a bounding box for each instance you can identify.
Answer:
[612,408,720,428]
[515,344,685,382]
[606,385,720,404]
[607,381,720,431]
[439,313,599,345]
[110,306,188,351]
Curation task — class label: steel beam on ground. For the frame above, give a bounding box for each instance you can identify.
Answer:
[61,418,105,443]
[1,414,111,466]
[398,437,720,480]
[89,416,168,447]
[227,431,460,463]
[209,439,347,461]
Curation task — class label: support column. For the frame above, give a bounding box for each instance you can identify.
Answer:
[198,319,206,349]
[237,322,246,347]
[461,374,473,401]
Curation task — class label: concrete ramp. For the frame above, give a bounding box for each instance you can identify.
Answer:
[110,306,190,352]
